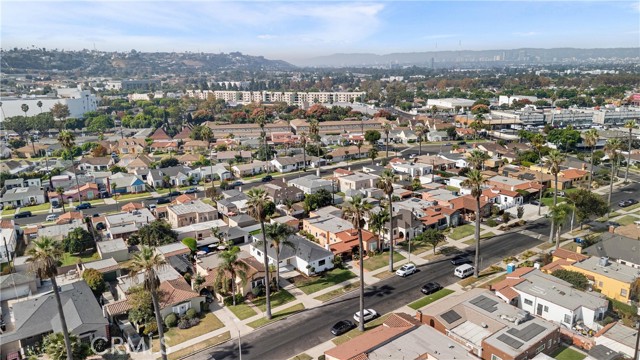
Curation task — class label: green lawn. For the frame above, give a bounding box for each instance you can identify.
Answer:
[448,224,475,240]
[399,240,434,255]
[332,314,390,345]
[597,212,621,221]
[165,331,230,360]
[446,186,460,192]
[153,313,224,348]
[247,303,305,329]
[362,252,405,272]
[408,288,455,310]
[314,281,360,302]
[292,268,356,295]
[1,208,16,216]
[542,196,566,207]
[155,188,171,194]
[87,199,105,206]
[227,302,258,320]
[60,252,101,266]
[252,289,296,312]
[20,203,50,212]
[116,192,153,200]
[625,202,640,211]
[290,354,313,360]
[551,346,586,360]
[616,215,640,226]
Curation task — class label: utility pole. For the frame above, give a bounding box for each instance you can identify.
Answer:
[633,320,639,360]
[3,236,13,273]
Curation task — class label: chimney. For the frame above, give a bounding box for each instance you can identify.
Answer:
[609,225,616,234]
[416,310,423,323]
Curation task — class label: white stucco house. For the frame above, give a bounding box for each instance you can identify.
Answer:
[250,234,334,276]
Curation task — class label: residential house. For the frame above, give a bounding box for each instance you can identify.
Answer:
[227,214,257,228]
[0,186,45,207]
[328,145,372,162]
[422,188,460,207]
[193,164,233,181]
[427,130,449,141]
[177,153,202,166]
[250,234,334,276]
[448,176,469,191]
[260,180,304,205]
[417,288,561,360]
[450,194,493,220]
[332,228,378,257]
[108,172,146,194]
[562,256,639,303]
[119,154,154,173]
[391,161,433,177]
[582,233,640,269]
[78,258,122,281]
[420,205,461,230]
[0,222,18,264]
[146,166,193,188]
[595,322,640,360]
[150,140,179,153]
[232,161,268,178]
[439,153,470,168]
[491,268,608,328]
[396,129,418,143]
[288,175,334,195]
[166,200,218,228]
[48,182,99,204]
[415,155,457,171]
[156,242,191,259]
[0,160,34,175]
[0,273,39,301]
[149,127,172,141]
[215,151,252,164]
[558,169,590,189]
[117,138,147,155]
[96,238,129,262]
[182,140,210,153]
[103,209,155,240]
[173,125,193,140]
[303,213,355,247]
[13,143,49,158]
[4,178,42,190]
[174,219,226,242]
[216,190,249,216]
[271,154,320,173]
[337,172,377,192]
[483,187,524,210]
[196,250,266,297]
[487,175,542,195]
[0,281,108,357]
[324,313,475,360]
[78,157,114,173]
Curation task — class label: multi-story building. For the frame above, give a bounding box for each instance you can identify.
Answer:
[166,200,218,228]
[105,79,162,91]
[188,90,364,106]
[0,89,97,121]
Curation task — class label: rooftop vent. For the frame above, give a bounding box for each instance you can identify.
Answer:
[599,257,609,267]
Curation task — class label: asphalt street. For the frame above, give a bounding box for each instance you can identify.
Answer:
[187,230,544,360]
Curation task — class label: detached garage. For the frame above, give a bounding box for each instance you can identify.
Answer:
[0,273,39,301]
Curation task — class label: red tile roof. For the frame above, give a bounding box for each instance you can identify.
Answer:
[507,266,534,278]
[150,127,172,140]
[158,279,200,308]
[552,248,589,262]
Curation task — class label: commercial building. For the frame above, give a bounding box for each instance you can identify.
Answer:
[0,89,97,121]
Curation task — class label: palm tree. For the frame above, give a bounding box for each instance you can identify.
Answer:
[530,134,546,215]
[545,149,566,243]
[461,169,486,278]
[264,223,295,290]
[308,119,320,176]
[21,103,29,117]
[467,149,489,170]
[356,140,363,161]
[368,148,378,165]
[342,195,373,332]
[58,130,83,203]
[583,129,599,191]
[201,126,213,145]
[605,138,623,218]
[215,246,248,306]
[549,204,571,249]
[368,208,389,251]
[623,119,637,183]
[247,188,274,319]
[56,187,66,213]
[300,131,308,171]
[470,114,485,140]
[111,183,118,205]
[376,169,397,272]
[415,124,425,156]
[382,123,392,158]
[127,246,168,360]
[37,100,43,113]
[26,237,73,360]
[255,114,268,162]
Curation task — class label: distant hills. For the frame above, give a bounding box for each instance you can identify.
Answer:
[0,49,295,76]
[295,47,640,67]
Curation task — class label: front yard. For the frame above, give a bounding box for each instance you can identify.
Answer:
[153,312,224,348]
[252,289,296,312]
[448,224,475,240]
[20,203,50,212]
[226,302,257,320]
[290,268,356,295]
[314,281,360,302]
[362,252,405,272]
[165,331,230,360]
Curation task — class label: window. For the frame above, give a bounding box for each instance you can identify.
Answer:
[543,306,549,312]
[491,355,503,360]
[524,299,533,306]
[598,281,603,287]
[563,314,572,323]
[621,288,628,297]
[536,344,545,353]
[318,259,326,266]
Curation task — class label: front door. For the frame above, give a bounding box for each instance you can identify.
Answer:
[536,303,543,316]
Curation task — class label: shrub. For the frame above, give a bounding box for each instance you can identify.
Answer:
[185,308,198,320]
[518,219,526,226]
[251,285,264,297]
[552,269,589,290]
[164,313,178,328]
[223,294,244,306]
[188,317,201,327]
[184,272,192,284]
[178,318,191,329]
[502,212,510,223]
[486,219,498,227]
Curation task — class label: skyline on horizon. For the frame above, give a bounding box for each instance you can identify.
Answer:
[1,1,639,65]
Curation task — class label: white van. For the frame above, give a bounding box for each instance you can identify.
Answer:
[454,264,474,278]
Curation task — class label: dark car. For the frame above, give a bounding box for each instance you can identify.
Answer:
[230,181,244,188]
[168,191,182,197]
[75,202,92,210]
[156,197,171,204]
[451,255,471,265]
[421,282,442,295]
[14,211,32,219]
[457,141,467,145]
[618,199,638,207]
[530,200,545,207]
[261,175,273,182]
[330,320,355,336]
[184,188,197,194]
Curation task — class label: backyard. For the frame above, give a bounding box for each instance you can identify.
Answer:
[550,346,586,360]
[291,268,356,294]
[60,252,100,266]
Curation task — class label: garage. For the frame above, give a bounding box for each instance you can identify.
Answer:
[0,273,38,301]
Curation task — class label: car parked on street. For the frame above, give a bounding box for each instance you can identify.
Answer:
[353,309,378,323]
[330,320,355,336]
[395,263,417,277]
[450,255,471,265]
[156,197,171,204]
[45,214,59,221]
[75,202,92,210]
[421,282,442,295]
[261,175,273,182]
[184,188,197,194]
[618,199,638,207]
[14,211,32,219]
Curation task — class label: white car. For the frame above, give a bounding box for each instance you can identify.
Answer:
[353,309,378,323]
[45,214,59,221]
[395,263,417,277]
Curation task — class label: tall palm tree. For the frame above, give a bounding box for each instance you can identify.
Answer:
[530,134,546,215]
[215,245,248,306]
[549,204,571,249]
[247,188,274,319]
[342,195,373,332]
[605,138,623,218]
[264,222,295,290]
[368,148,378,165]
[467,149,489,170]
[415,124,425,156]
[356,140,363,161]
[21,103,29,117]
[300,131,308,171]
[58,130,83,203]
[56,187,66,213]
[470,114,485,140]
[368,208,389,251]
[255,113,268,162]
[127,246,168,360]
[583,129,599,191]
[26,237,73,360]
[623,119,637,183]
[461,169,486,278]
[37,100,43,113]
[376,169,397,272]
[308,119,320,176]
[382,123,392,158]
[545,149,566,243]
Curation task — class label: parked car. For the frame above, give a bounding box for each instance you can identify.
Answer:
[261,175,273,182]
[395,263,417,277]
[618,199,638,207]
[330,320,355,336]
[457,141,467,145]
[14,211,32,219]
[156,197,171,204]
[353,309,378,323]
[45,214,59,221]
[168,191,182,197]
[231,181,244,187]
[421,282,442,295]
[75,202,92,210]
[454,264,475,278]
[530,200,545,207]
[184,188,197,194]
[450,255,471,265]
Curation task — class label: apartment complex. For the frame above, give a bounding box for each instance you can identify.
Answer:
[187,90,365,106]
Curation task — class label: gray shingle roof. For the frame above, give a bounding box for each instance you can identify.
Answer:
[253,234,333,263]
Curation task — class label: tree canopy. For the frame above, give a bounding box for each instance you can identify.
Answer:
[128,219,178,246]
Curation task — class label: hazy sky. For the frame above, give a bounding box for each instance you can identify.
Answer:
[2,1,638,64]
